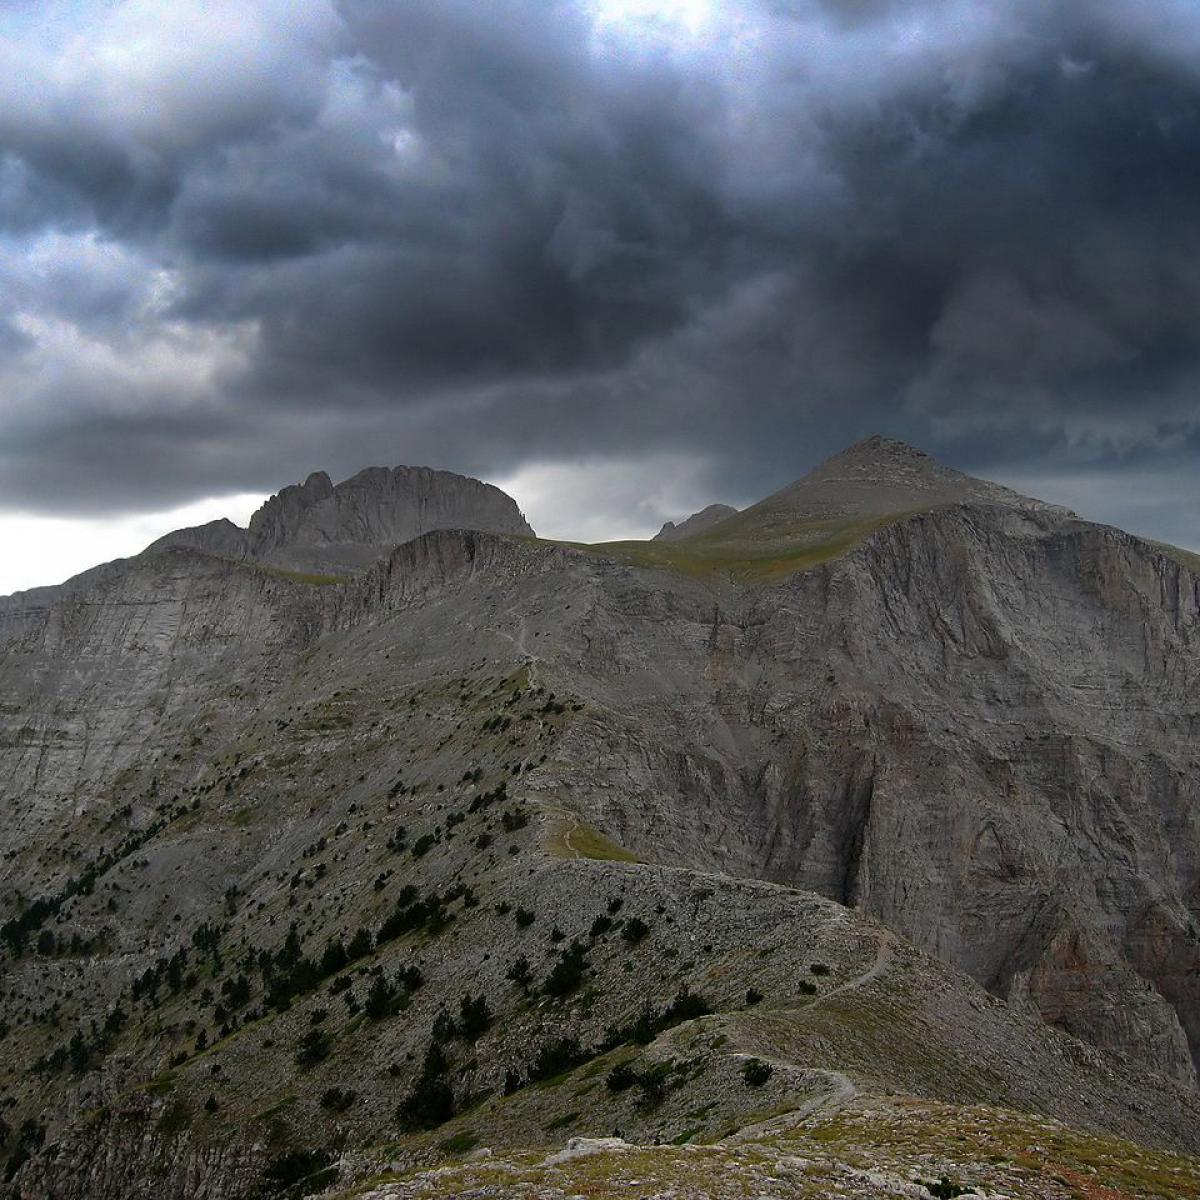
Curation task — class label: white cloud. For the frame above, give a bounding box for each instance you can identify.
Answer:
[0,492,265,596]
[494,453,738,543]
[0,0,343,155]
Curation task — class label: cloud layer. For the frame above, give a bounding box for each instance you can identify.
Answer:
[2,0,1199,546]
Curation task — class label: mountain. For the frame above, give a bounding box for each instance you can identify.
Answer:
[653,503,739,542]
[746,433,1074,522]
[147,465,535,574]
[1,444,1199,1199]
[654,433,1074,567]
[591,435,1082,585]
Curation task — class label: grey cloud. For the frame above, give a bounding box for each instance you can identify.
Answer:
[1,0,1199,536]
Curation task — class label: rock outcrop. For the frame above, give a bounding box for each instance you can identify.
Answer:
[148,464,535,573]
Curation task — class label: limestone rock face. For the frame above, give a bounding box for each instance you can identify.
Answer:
[147,464,535,574]
[246,469,337,548]
[538,501,1200,1087]
[654,504,739,541]
[246,465,535,572]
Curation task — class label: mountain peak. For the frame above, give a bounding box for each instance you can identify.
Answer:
[654,436,1076,558]
[653,503,739,542]
[759,436,1073,523]
[827,433,934,464]
[809,434,960,484]
[247,469,336,545]
[151,463,535,573]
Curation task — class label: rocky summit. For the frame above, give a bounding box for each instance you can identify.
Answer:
[147,465,536,575]
[1,440,1199,1200]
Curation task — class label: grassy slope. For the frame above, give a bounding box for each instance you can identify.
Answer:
[544,510,909,586]
[566,507,1200,593]
[543,806,641,863]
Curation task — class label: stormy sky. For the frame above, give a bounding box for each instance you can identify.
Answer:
[3,0,1200,592]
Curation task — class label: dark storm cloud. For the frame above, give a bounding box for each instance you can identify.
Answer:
[2,0,1200,536]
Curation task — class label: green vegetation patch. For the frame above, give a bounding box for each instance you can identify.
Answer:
[550,510,909,586]
[252,1093,299,1123]
[437,1130,480,1156]
[144,1071,177,1097]
[258,565,348,587]
[547,814,640,863]
[156,1099,192,1136]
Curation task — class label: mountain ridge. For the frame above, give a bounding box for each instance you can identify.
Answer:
[0,437,1090,602]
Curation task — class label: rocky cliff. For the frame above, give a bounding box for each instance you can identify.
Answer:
[539,501,1200,1087]
[148,464,535,573]
[1,444,1198,1197]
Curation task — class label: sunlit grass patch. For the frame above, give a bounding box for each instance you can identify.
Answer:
[545,812,640,863]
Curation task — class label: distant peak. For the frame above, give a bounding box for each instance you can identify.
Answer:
[804,435,961,488]
[653,503,739,542]
[246,463,533,560]
[824,435,935,466]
